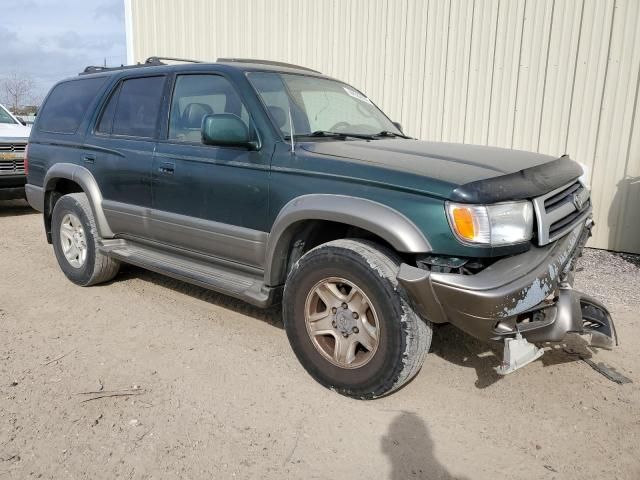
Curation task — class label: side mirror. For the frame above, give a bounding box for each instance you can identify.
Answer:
[201,114,257,150]
[392,121,403,133]
[17,117,27,126]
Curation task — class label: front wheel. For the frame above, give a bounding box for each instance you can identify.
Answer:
[283,239,431,399]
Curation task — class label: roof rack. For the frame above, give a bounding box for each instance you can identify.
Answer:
[145,56,203,65]
[80,56,320,76]
[80,56,203,75]
[217,58,321,74]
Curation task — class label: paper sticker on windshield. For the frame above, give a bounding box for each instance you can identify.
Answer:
[344,87,373,105]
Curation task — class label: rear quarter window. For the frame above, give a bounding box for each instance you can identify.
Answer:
[37,77,106,134]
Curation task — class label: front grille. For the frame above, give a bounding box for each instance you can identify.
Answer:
[0,159,25,174]
[0,142,26,175]
[533,180,591,245]
[0,143,26,153]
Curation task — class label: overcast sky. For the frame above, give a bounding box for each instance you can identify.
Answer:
[1,0,126,102]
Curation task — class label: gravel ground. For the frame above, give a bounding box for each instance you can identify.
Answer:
[1,200,639,479]
[575,248,640,308]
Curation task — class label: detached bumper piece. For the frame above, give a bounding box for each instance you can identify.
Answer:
[493,290,617,375]
[579,294,618,349]
[495,333,544,375]
[398,218,617,373]
[494,287,618,348]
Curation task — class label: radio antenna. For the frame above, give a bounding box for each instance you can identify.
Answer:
[288,104,295,154]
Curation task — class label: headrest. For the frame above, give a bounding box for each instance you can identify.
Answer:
[182,103,213,129]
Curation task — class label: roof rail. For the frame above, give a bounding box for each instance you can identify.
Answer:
[145,56,203,65]
[80,56,203,76]
[217,58,321,73]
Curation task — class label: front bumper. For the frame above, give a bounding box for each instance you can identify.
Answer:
[0,174,26,200]
[398,218,617,348]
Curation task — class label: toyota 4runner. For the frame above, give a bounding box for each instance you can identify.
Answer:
[25,57,616,398]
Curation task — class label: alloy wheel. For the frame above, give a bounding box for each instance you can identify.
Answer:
[304,277,380,369]
[59,213,87,268]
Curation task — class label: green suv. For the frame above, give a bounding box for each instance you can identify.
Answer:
[25,57,616,398]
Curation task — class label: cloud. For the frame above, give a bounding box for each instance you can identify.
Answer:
[49,30,122,52]
[94,1,125,22]
[0,0,126,101]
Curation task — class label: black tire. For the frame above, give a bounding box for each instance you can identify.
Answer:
[51,193,120,286]
[283,239,431,399]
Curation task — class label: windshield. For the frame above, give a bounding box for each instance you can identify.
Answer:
[0,105,18,125]
[247,72,401,138]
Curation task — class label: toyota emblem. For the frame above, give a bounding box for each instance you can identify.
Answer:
[572,193,584,210]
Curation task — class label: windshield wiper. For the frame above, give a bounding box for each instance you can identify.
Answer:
[374,130,412,139]
[286,130,377,140]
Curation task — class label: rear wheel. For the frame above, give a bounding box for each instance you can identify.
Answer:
[283,239,431,399]
[51,193,120,286]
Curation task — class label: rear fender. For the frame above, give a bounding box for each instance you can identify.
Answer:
[44,163,113,238]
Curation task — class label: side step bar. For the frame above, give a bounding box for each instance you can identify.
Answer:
[100,240,278,308]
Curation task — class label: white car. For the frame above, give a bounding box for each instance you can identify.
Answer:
[0,103,31,200]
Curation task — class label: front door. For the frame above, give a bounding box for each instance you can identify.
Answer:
[151,73,269,269]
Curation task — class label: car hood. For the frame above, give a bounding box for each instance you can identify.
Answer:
[300,139,581,202]
[0,122,31,140]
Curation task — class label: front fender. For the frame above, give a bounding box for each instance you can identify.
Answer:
[264,194,431,286]
[44,163,114,238]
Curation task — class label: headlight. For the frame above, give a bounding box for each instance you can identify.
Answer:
[446,201,534,246]
[577,161,590,188]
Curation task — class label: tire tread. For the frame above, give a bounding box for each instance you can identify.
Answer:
[60,193,120,286]
[285,238,431,399]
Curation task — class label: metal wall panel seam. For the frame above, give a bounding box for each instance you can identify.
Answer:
[535,0,556,153]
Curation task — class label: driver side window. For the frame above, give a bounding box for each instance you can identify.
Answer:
[169,74,250,143]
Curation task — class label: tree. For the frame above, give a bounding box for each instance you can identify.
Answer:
[0,73,36,112]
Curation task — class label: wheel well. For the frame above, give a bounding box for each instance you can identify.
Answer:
[278,219,406,283]
[44,178,84,243]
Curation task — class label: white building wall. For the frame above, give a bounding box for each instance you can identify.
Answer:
[127,0,640,254]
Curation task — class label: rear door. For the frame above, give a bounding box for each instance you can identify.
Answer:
[86,74,167,239]
[151,72,270,268]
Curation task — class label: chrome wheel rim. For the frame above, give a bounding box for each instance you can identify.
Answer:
[304,277,380,369]
[59,213,87,268]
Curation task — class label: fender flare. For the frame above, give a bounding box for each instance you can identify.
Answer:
[264,194,431,285]
[44,163,114,238]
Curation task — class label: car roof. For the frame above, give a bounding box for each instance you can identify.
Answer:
[72,57,328,82]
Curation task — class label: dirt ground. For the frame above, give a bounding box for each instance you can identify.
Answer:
[1,199,639,480]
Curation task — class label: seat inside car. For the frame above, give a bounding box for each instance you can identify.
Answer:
[174,102,213,142]
[182,102,213,129]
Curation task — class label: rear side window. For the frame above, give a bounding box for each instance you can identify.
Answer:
[37,77,106,134]
[110,76,165,138]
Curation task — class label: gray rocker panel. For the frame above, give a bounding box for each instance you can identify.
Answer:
[102,200,268,269]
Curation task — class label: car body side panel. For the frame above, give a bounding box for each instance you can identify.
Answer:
[83,136,155,239]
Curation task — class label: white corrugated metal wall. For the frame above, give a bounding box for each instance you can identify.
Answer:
[127,0,640,254]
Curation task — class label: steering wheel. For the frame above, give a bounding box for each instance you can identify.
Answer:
[329,122,351,132]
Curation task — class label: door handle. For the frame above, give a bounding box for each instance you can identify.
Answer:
[82,154,95,164]
[158,163,175,175]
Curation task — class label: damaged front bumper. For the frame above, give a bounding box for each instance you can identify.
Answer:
[398,218,617,349]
